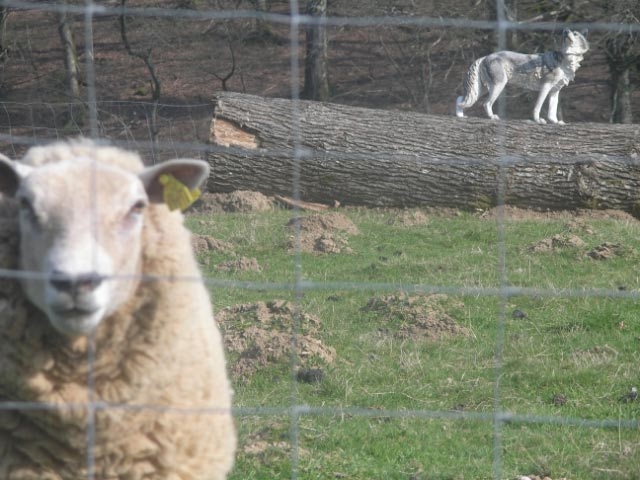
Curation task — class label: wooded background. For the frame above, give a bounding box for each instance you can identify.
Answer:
[0,1,638,211]
[0,1,638,156]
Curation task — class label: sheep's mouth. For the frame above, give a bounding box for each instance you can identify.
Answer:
[48,306,104,335]
[51,306,99,318]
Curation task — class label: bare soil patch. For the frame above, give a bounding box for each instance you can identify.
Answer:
[286,212,359,254]
[191,191,274,213]
[527,234,586,253]
[362,293,469,341]
[216,257,262,272]
[586,242,629,260]
[563,219,595,235]
[527,234,633,260]
[191,234,234,254]
[481,206,637,222]
[243,439,289,456]
[217,300,336,383]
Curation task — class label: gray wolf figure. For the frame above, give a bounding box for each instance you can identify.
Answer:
[455,29,589,124]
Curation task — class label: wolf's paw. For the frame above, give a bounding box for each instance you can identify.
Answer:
[535,118,547,125]
[489,114,500,120]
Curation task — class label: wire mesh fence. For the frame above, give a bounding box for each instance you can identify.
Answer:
[0,1,639,479]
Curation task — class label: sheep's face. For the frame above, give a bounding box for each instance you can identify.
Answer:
[0,145,209,336]
[15,159,148,335]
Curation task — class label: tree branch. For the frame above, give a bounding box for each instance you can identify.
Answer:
[120,0,162,152]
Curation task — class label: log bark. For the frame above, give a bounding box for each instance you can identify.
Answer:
[208,91,640,213]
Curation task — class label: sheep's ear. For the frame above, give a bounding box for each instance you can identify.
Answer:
[0,155,32,197]
[139,159,210,205]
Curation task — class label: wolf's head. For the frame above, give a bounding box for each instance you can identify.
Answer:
[561,29,589,56]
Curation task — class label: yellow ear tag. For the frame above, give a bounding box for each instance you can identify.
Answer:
[158,174,202,211]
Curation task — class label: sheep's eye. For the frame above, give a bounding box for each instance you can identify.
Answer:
[128,199,147,217]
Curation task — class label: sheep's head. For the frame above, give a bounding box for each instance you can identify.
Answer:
[0,145,209,336]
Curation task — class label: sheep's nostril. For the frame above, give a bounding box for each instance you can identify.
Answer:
[50,271,74,294]
[50,271,104,295]
[75,273,104,293]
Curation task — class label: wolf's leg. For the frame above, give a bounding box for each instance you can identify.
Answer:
[455,96,466,118]
[533,83,554,124]
[483,79,506,120]
[546,90,565,125]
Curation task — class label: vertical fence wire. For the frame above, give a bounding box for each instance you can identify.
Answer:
[287,1,303,478]
[82,2,99,478]
[492,2,507,478]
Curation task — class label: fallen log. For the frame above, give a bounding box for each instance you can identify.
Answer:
[207,91,640,213]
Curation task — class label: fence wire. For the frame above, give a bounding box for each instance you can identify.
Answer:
[0,1,639,479]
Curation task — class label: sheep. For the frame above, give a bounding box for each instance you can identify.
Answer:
[0,139,236,480]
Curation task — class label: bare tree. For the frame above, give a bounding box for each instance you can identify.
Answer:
[0,6,10,63]
[602,5,639,123]
[209,2,239,92]
[120,0,162,155]
[249,0,273,39]
[302,0,329,101]
[211,38,237,92]
[57,3,80,100]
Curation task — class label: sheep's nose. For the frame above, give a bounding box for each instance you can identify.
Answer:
[50,271,104,295]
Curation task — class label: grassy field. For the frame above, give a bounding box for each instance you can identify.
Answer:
[186,206,640,480]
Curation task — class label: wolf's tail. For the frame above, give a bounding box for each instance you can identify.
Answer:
[455,57,484,117]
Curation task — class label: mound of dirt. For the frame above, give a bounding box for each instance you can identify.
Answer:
[190,190,274,213]
[216,257,262,272]
[362,293,469,341]
[286,212,359,254]
[563,219,595,235]
[217,300,335,382]
[586,242,628,260]
[527,233,586,253]
[191,234,234,254]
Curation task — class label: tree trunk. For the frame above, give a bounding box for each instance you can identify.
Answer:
[0,7,10,63]
[120,0,161,158]
[302,0,329,102]
[610,67,633,124]
[251,0,272,39]
[57,6,81,100]
[604,24,637,124]
[208,92,640,213]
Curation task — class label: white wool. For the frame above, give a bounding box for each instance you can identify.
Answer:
[0,140,236,480]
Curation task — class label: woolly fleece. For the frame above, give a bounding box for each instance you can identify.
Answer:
[0,140,236,479]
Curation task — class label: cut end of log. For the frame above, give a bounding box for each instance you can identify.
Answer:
[210,118,259,149]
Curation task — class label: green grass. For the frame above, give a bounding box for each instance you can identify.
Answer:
[186,208,640,479]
